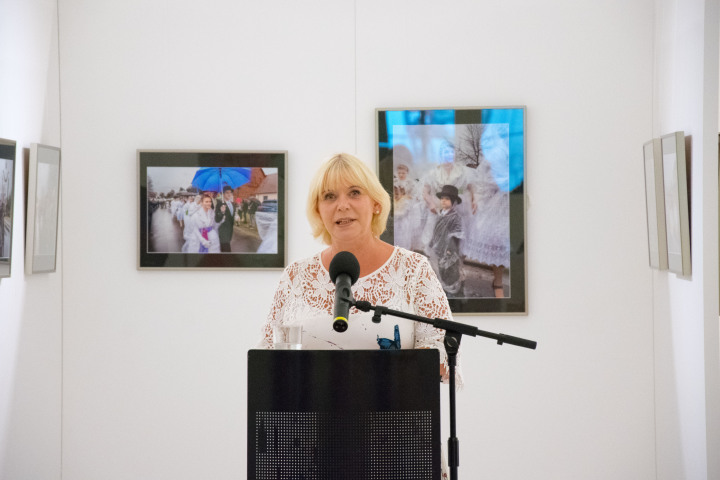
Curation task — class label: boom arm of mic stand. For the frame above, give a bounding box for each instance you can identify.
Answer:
[353,300,537,350]
[353,299,537,480]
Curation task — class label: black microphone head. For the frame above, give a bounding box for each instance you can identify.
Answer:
[329,251,360,285]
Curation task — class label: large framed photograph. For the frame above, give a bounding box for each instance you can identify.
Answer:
[26,143,62,274]
[138,150,287,270]
[660,132,691,276]
[643,138,668,270]
[377,107,526,315]
[0,138,17,279]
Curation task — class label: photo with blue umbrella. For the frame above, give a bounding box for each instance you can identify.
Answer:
[145,165,277,255]
[138,150,286,270]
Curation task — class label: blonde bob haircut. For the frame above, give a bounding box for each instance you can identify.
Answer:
[306,153,391,245]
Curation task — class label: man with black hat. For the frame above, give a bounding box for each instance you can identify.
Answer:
[428,184,465,297]
[215,185,236,252]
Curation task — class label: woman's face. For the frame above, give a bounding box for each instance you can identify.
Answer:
[318,182,379,245]
[440,146,455,164]
[202,197,212,210]
[396,167,408,180]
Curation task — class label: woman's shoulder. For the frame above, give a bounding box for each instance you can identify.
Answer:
[288,250,322,267]
[282,251,325,279]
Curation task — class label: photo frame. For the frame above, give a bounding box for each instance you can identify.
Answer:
[643,138,668,270]
[0,138,17,279]
[660,132,691,276]
[376,107,527,315]
[26,143,62,274]
[138,150,287,270]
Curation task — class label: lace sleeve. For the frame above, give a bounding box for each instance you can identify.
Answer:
[410,254,464,388]
[258,265,293,349]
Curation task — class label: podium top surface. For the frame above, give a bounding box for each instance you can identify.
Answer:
[248,349,440,413]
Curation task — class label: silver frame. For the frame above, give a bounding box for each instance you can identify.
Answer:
[25,143,62,274]
[660,131,691,276]
[643,138,668,270]
[375,106,528,315]
[0,138,17,279]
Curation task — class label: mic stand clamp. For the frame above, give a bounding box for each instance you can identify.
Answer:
[371,305,386,324]
[353,299,537,480]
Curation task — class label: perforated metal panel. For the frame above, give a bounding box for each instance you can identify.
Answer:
[253,411,434,479]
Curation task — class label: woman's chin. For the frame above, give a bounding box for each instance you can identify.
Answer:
[331,225,367,242]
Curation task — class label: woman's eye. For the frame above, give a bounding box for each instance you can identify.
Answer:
[349,189,361,197]
[323,192,335,201]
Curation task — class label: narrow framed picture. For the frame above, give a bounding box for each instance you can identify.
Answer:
[643,138,668,270]
[376,107,527,315]
[0,138,17,279]
[660,132,691,276]
[26,143,62,274]
[138,150,287,270]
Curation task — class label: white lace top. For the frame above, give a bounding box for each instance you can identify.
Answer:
[260,246,463,386]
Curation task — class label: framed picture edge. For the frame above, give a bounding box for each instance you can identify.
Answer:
[0,137,17,279]
[25,143,62,274]
[643,138,668,270]
[137,149,288,271]
[660,131,692,277]
[375,106,528,315]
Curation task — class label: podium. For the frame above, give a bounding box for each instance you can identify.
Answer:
[247,349,441,479]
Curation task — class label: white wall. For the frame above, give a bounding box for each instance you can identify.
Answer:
[652,0,720,479]
[0,0,63,479]
[56,1,658,479]
[355,1,657,478]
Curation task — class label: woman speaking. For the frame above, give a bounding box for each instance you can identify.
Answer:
[259,153,461,386]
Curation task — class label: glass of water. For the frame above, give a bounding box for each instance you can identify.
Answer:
[273,325,302,350]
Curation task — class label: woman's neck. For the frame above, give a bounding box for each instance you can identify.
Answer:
[323,236,394,277]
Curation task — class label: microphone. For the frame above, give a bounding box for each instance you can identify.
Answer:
[328,251,360,333]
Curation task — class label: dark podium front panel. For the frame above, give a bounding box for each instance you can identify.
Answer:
[248,349,441,480]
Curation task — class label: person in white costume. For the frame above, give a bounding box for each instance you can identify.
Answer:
[254,200,278,254]
[170,197,182,221]
[185,193,223,253]
[420,141,509,298]
[181,194,202,253]
[392,162,420,251]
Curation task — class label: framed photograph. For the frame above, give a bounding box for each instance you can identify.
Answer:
[660,132,691,276]
[376,107,527,315]
[643,138,668,270]
[138,150,287,270]
[0,138,17,279]
[25,143,62,274]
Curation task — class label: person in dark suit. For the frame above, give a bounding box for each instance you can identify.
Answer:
[215,186,236,252]
[240,197,250,223]
[248,195,260,228]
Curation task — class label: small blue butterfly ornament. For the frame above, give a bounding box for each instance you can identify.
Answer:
[377,325,401,350]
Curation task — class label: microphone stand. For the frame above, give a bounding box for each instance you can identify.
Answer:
[352,300,537,480]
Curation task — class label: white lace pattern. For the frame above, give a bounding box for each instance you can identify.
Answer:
[260,246,463,387]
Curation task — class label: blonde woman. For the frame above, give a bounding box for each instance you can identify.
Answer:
[260,153,461,384]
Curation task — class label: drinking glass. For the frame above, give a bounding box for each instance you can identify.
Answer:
[273,325,302,350]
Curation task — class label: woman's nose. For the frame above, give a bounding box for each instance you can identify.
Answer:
[336,194,350,210]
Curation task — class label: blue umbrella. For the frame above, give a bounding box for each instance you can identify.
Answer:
[191,167,252,193]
